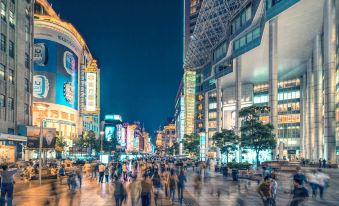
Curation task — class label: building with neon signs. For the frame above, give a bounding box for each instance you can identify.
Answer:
[182,0,339,163]
[32,0,100,154]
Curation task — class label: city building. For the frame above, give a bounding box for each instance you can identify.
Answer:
[182,0,339,163]
[32,0,100,155]
[0,0,34,161]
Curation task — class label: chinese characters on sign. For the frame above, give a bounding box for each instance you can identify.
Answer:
[86,73,96,112]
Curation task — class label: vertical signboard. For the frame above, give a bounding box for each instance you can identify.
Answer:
[85,73,97,111]
[200,132,206,161]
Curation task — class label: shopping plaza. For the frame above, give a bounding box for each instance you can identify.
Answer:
[176,0,339,163]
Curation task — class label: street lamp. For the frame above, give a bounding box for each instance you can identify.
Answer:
[33,103,49,185]
[100,131,104,153]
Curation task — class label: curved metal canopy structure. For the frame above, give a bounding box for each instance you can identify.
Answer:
[184,0,249,69]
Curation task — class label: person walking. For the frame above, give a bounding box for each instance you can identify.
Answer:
[141,175,152,206]
[162,168,170,197]
[177,170,187,205]
[270,176,278,206]
[104,166,109,183]
[322,159,327,168]
[0,165,17,206]
[76,166,83,188]
[58,164,66,184]
[98,163,105,183]
[169,169,178,203]
[257,176,272,206]
[315,169,330,200]
[290,178,309,206]
[129,176,142,206]
[152,171,162,206]
[306,170,318,198]
[113,176,126,206]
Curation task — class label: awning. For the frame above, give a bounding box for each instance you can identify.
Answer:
[0,133,27,142]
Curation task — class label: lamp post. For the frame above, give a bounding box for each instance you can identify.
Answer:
[100,131,104,153]
[34,103,49,185]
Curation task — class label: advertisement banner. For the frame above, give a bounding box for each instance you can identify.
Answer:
[25,126,57,149]
[105,126,115,141]
[33,39,78,110]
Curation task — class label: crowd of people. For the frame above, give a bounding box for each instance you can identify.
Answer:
[0,156,335,206]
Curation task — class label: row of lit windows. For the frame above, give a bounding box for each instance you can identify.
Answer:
[234,27,261,51]
[231,4,252,35]
[209,102,217,110]
[260,114,300,124]
[208,121,217,128]
[0,64,14,84]
[208,112,217,119]
[278,90,300,100]
[1,1,15,27]
[278,102,300,113]
[254,79,300,93]
[253,95,268,104]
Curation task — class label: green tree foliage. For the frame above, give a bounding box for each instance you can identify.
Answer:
[165,142,179,156]
[184,133,200,157]
[55,136,67,153]
[239,105,276,166]
[212,129,239,163]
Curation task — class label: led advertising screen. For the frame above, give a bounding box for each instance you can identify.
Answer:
[105,126,115,141]
[24,126,57,149]
[33,39,78,110]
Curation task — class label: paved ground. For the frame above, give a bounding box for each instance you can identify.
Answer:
[10,167,339,206]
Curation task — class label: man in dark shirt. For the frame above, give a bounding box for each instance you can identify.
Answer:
[290,178,309,206]
[258,176,272,206]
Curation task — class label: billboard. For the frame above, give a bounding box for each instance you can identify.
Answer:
[24,126,57,149]
[85,73,96,112]
[33,39,78,110]
[105,126,115,141]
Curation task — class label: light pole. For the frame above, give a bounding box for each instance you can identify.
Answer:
[34,103,49,185]
[100,131,104,153]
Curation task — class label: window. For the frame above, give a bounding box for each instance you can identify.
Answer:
[8,69,14,84]
[0,64,4,80]
[208,102,217,110]
[0,2,5,20]
[9,40,14,58]
[246,32,253,43]
[253,28,261,39]
[9,10,14,26]
[7,97,14,110]
[0,33,6,52]
[208,112,217,119]
[240,36,246,47]
[245,7,252,21]
[0,94,4,107]
[24,104,29,115]
[25,53,29,68]
[24,78,29,92]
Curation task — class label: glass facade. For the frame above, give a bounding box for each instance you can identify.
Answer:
[253,79,301,149]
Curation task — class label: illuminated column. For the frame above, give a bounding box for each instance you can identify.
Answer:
[323,0,337,163]
[269,18,278,158]
[313,34,323,159]
[307,59,315,160]
[301,75,308,159]
[216,78,222,132]
[234,57,241,162]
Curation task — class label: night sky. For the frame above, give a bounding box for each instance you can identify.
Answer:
[48,0,183,136]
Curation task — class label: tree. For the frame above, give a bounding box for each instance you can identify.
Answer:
[212,129,239,163]
[239,105,276,166]
[183,133,200,157]
[55,136,67,153]
[82,130,100,155]
[165,142,179,156]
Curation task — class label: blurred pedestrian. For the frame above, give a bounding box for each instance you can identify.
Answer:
[152,171,162,206]
[315,169,330,200]
[76,166,83,188]
[306,170,318,198]
[290,178,309,206]
[113,176,126,206]
[141,175,152,206]
[129,176,142,206]
[169,169,178,202]
[0,165,17,206]
[257,176,272,206]
[104,166,109,183]
[177,170,187,205]
[99,163,105,183]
